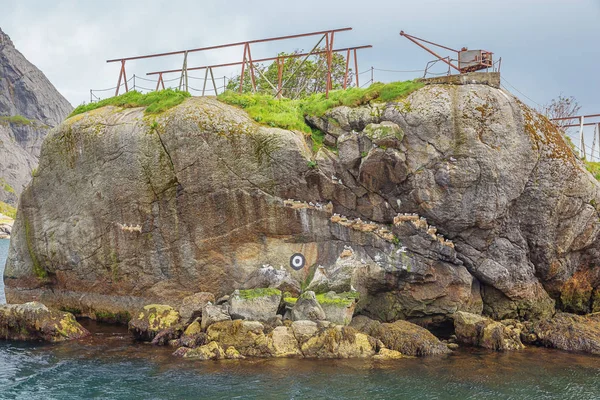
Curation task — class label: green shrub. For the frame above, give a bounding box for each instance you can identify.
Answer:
[68,89,191,118]
[217,80,424,142]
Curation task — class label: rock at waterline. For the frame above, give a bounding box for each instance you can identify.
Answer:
[201,303,231,330]
[527,312,600,355]
[0,302,89,342]
[453,311,524,351]
[350,315,450,356]
[128,304,181,341]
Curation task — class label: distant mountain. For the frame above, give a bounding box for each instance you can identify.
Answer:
[0,27,72,210]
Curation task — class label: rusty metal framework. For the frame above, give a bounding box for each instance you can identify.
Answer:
[107,28,371,98]
[551,114,600,160]
[399,30,500,75]
[146,45,372,98]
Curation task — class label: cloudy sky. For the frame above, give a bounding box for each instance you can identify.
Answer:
[1,1,599,117]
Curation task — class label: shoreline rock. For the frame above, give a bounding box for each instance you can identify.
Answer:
[0,302,89,342]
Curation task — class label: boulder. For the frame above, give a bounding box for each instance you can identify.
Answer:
[201,304,231,331]
[242,265,301,296]
[128,304,181,341]
[228,288,282,322]
[150,327,183,346]
[182,341,244,360]
[316,292,357,325]
[290,320,319,344]
[373,348,405,360]
[350,315,449,356]
[178,292,215,325]
[267,326,302,357]
[453,311,524,351]
[528,312,600,355]
[291,291,326,322]
[300,325,376,359]
[362,121,404,149]
[206,320,270,357]
[0,302,89,342]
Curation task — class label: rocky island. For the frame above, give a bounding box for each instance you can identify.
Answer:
[2,70,600,359]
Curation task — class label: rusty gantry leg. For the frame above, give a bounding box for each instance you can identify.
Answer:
[115,59,128,96]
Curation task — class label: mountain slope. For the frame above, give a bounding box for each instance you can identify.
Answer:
[0,27,72,207]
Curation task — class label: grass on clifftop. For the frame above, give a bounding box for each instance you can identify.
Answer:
[217,80,424,134]
[68,89,191,118]
[585,161,600,180]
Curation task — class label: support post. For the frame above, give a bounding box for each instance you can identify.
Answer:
[90,89,93,103]
[354,49,359,88]
[580,116,586,159]
[210,67,217,95]
[371,66,374,85]
[156,73,165,91]
[343,48,350,90]
[179,51,189,91]
[247,44,257,92]
[277,58,284,98]
[239,44,248,93]
[115,59,128,96]
[133,74,136,91]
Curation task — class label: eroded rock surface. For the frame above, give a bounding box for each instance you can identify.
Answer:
[453,311,524,351]
[0,301,89,342]
[6,78,600,325]
[128,304,181,341]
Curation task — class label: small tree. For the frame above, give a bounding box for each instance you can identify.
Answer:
[540,95,581,131]
[226,49,351,98]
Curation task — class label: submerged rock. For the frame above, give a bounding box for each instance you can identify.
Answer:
[128,304,181,341]
[350,315,449,356]
[453,311,524,351]
[0,302,89,342]
[229,288,282,322]
[181,341,244,360]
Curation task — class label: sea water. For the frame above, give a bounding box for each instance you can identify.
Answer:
[0,238,599,399]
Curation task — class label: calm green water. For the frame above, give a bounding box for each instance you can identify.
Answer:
[1,238,600,399]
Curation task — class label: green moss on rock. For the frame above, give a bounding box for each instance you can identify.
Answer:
[238,288,282,299]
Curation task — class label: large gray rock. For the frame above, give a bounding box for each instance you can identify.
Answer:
[291,291,326,321]
[8,78,600,323]
[228,288,282,322]
[242,265,301,296]
[527,312,600,354]
[0,28,72,206]
[201,304,231,331]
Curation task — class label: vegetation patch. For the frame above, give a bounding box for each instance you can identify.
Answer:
[68,89,191,118]
[0,201,16,219]
[316,291,359,307]
[238,288,282,299]
[217,80,424,135]
[0,178,15,194]
[0,115,34,126]
[585,161,600,180]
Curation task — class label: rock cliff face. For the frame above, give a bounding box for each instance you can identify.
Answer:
[5,76,600,325]
[0,27,72,206]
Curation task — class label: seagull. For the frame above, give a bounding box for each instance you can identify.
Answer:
[449,157,457,163]
[350,285,357,292]
[360,259,366,264]
[396,246,407,254]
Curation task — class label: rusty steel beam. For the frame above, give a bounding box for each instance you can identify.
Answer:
[562,122,599,128]
[107,27,353,63]
[551,114,600,121]
[146,45,373,76]
[400,31,461,73]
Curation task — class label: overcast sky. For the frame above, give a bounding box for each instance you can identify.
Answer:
[1,0,599,117]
